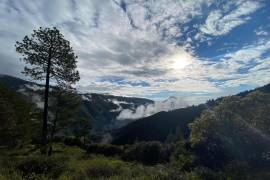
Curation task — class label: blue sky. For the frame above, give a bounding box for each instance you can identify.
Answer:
[0,0,270,105]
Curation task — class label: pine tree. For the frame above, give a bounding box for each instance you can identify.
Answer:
[48,87,82,156]
[73,117,91,145]
[15,27,80,154]
[0,84,37,147]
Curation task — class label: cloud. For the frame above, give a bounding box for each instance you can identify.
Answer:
[255,26,269,37]
[117,96,189,120]
[200,1,262,36]
[119,68,167,77]
[255,30,268,36]
[202,40,270,87]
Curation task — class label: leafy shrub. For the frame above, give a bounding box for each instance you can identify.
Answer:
[123,141,170,165]
[84,161,122,178]
[62,156,127,179]
[182,167,223,180]
[0,169,24,180]
[223,160,249,180]
[16,156,66,178]
[63,137,85,148]
[87,143,124,157]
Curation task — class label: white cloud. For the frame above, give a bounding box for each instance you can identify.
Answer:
[117,96,188,120]
[255,26,269,37]
[203,40,270,87]
[200,1,262,36]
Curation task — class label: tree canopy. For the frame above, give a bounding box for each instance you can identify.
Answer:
[0,84,39,147]
[189,91,270,167]
[15,27,79,88]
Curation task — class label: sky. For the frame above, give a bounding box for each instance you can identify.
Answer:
[0,0,270,105]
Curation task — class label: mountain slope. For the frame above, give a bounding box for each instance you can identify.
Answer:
[112,83,270,145]
[0,74,153,132]
[112,105,206,144]
[81,93,153,131]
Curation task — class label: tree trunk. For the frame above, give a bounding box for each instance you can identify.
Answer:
[48,102,59,156]
[41,56,52,155]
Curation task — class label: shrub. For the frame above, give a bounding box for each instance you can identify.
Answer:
[85,162,122,178]
[16,156,66,178]
[123,141,169,165]
[63,137,85,148]
[0,169,24,180]
[223,160,249,180]
[63,156,127,179]
[87,144,124,157]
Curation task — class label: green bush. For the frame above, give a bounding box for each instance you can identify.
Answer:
[16,156,67,179]
[84,161,122,178]
[62,156,128,179]
[63,137,85,148]
[123,141,170,165]
[0,169,24,180]
[87,143,124,157]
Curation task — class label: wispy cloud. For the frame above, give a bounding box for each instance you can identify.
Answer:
[200,0,262,36]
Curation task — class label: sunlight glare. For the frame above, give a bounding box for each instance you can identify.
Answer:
[168,52,193,70]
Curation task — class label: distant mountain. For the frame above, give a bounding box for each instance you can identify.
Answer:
[112,105,206,144]
[80,93,153,131]
[0,74,153,132]
[112,83,270,145]
[0,74,35,90]
[3,74,269,145]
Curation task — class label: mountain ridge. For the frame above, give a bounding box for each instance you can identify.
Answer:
[0,74,153,133]
[112,82,270,144]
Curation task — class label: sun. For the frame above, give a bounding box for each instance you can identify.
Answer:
[167,52,193,70]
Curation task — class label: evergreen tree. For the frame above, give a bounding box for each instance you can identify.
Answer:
[15,27,80,154]
[0,84,38,147]
[48,88,82,155]
[73,117,91,145]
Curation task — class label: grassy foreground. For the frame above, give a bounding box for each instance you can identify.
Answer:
[0,144,183,180]
[1,144,270,180]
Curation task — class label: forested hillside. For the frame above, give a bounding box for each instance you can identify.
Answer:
[0,74,153,133]
[112,105,205,144]
[112,83,270,145]
[1,82,270,179]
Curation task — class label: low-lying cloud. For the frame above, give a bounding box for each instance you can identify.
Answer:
[117,96,189,120]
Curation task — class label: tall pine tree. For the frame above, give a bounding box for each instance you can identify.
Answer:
[15,27,80,154]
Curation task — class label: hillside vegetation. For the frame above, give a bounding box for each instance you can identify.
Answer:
[112,83,270,145]
[0,74,153,134]
[1,80,270,179]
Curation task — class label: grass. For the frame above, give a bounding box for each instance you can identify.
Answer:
[0,144,180,180]
[1,143,268,180]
